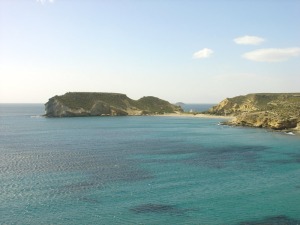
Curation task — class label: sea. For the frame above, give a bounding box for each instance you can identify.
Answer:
[1,104,300,225]
[179,104,215,113]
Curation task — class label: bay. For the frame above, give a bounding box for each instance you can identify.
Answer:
[0,104,300,225]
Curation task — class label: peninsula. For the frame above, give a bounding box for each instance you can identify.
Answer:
[45,92,183,117]
[45,92,300,132]
[206,93,300,131]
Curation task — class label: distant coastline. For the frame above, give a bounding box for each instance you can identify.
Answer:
[44,92,300,135]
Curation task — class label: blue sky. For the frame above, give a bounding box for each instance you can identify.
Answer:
[0,0,299,103]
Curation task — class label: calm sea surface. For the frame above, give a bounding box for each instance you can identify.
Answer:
[1,104,300,225]
[179,104,214,113]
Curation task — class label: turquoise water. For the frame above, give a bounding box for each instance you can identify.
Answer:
[1,104,300,225]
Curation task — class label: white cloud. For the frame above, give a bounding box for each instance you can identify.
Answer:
[234,35,265,45]
[243,47,300,62]
[36,0,55,4]
[193,48,213,59]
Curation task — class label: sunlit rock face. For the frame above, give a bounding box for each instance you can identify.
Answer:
[45,92,183,117]
[207,93,300,131]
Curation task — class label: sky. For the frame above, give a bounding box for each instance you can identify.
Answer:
[0,0,299,103]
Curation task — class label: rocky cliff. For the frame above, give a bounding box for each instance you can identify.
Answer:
[207,93,300,131]
[45,92,183,117]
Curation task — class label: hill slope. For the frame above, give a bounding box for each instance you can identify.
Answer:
[206,93,300,130]
[45,92,183,117]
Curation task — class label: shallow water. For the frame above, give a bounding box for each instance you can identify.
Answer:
[1,104,300,224]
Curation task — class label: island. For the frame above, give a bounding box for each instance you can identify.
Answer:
[206,93,300,131]
[45,92,183,117]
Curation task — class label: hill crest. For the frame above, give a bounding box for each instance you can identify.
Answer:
[207,93,300,130]
[45,92,183,117]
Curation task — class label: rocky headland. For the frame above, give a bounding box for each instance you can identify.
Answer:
[206,93,300,132]
[45,92,183,117]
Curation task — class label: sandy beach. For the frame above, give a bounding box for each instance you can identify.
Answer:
[153,113,235,120]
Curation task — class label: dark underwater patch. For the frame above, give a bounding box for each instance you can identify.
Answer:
[90,159,154,183]
[58,164,154,195]
[127,138,194,155]
[64,181,98,192]
[79,197,101,204]
[292,153,300,163]
[131,137,269,169]
[131,204,176,214]
[130,203,189,215]
[267,153,300,165]
[238,215,300,225]
[184,145,268,169]
[267,159,295,164]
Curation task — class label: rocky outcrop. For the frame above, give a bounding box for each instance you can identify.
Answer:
[206,93,300,131]
[228,112,299,130]
[45,92,183,117]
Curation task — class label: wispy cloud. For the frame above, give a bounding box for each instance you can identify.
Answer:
[193,48,213,59]
[234,35,265,45]
[243,47,300,62]
[36,0,55,4]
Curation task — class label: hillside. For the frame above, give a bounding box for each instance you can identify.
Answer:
[206,93,300,130]
[45,92,183,117]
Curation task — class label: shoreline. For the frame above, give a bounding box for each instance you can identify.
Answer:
[154,113,300,136]
[153,113,235,120]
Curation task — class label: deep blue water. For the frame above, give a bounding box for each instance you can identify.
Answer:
[1,104,300,225]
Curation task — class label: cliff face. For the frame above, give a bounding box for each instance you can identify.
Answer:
[207,93,300,131]
[45,92,183,117]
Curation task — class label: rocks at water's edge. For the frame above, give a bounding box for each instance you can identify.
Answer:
[45,92,183,117]
[45,92,300,132]
[206,93,300,131]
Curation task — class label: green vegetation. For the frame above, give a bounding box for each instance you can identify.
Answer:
[208,93,300,118]
[136,96,182,114]
[45,92,183,117]
[207,93,300,130]
[55,92,132,110]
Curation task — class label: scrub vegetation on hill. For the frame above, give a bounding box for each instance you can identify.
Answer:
[45,92,182,117]
[207,93,300,130]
